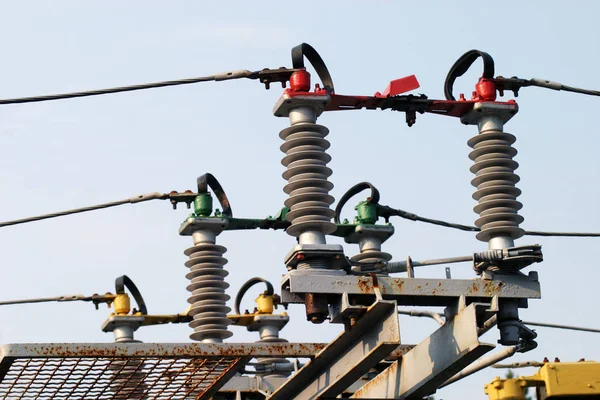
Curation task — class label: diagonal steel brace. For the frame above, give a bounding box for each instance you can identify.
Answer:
[267,299,400,400]
[351,303,494,399]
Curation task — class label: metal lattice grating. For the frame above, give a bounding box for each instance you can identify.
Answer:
[0,342,328,400]
[0,356,243,399]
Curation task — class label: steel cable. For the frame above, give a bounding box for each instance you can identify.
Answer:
[387,206,600,238]
[0,70,253,105]
[0,192,168,228]
[529,78,600,97]
[1,196,599,238]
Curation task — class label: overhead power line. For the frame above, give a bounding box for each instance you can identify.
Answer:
[529,78,600,97]
[388,207,600,238]
[1,196,599,239]
[398,310,600,335]
[0,70,256,105]
[0,192,168,228]
[521,320,600,334]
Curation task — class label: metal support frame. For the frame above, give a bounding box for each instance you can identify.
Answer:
[267,300,400,400]
[282,273,540,307]
[351,303,495,399]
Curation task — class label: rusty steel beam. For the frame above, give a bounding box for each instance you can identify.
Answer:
[0,342,328,359]
[351,304,494,399]
[282,274,540,306]
[268,300,400,400]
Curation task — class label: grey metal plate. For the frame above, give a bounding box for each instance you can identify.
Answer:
[283,274,541,306]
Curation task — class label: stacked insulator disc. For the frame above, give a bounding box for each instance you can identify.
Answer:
[280,122,336,237]
[184,241,232,342]
[468,129,525,242]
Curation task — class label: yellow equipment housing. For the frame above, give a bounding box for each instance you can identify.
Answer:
[485,361,600,399]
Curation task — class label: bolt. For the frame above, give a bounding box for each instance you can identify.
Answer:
[406,110,416,127]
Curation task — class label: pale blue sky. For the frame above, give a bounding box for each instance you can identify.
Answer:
[0,2,598,399]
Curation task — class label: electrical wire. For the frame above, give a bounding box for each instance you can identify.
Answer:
[529,78,600,97]
[521,321,600,334]
[0,192,168,228]
[234,277,274,315]
[2,196,599,239]
[561,85,600,96]
[399,310,600,335]
[0,70,254,105]
[387,206,600,238]
[0,294,93,306]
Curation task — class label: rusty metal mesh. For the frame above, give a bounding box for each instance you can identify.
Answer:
[0,355,243,399]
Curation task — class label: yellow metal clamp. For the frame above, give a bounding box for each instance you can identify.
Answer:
[228,293,286,327]
[112,293,131,316]
[98,276,287,329]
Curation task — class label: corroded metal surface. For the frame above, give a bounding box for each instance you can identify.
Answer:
[0,355,244,399]
[352,304,495,399]
[268,300,400,400]
[0,342,416,399]
[0,342,327,359]
[283,274,541,306]
[0,342,331,399]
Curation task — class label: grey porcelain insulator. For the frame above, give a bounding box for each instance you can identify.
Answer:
[468,129,525,243]
[184,237,232,342]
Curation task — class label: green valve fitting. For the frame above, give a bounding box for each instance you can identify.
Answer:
[194,193,213,217]
[355,201,378,225]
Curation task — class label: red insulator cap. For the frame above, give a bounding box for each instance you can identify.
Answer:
[475,78,497,101]
[290,70,311,92]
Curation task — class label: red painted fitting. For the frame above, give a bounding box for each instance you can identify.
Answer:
[290,70,311,92]
[475,78,497,101]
